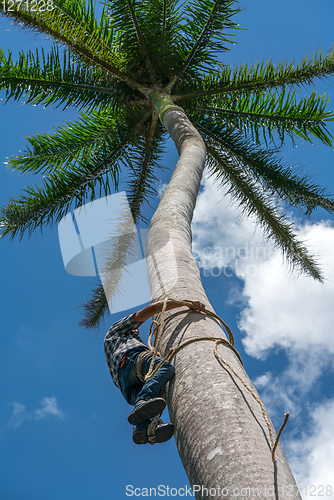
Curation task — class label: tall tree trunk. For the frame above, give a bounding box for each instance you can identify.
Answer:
[146,102,302,500]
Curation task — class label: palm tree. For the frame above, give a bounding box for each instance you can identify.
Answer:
[1,0,334,496]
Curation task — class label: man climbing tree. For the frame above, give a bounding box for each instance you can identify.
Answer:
[1,0,334,497]
[104,298,205,445]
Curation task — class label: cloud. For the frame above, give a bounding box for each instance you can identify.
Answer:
[34,397,64,420]
[192,173,334,365]
[192,174,274,271]
[8,402,31,429]
[238,220,334,359]
[252,346,333,418]
[286,399,334,494]
[7,397,64,428]
[158,182,168,198]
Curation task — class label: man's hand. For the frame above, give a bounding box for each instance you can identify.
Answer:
[186,300,206,312]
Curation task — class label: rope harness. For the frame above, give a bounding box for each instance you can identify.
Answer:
[147,416,163,445]
[143,297,289,462]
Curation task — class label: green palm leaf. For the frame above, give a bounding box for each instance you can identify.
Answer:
[191,89,334,146]
[6,108,151,174]
[0,0,149,95]
[205,142,322,281]
[107,0,156,79]
[196,122,334,215]
[0,109,154,239]
[1,158,119,240]
[174,46,334,100]
[167,0,241,92]
[0,46,118,110]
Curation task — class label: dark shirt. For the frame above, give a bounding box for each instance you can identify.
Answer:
[104,313,148,389]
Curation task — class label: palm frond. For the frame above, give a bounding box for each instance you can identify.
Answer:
[205,142,323,281]
[80,229,139,330]
[103,0,183,84]
[136,0,184,82]
[174,46,334,100]
[193,89,334,147]
[196,122,334,215]
[0,0,149,95]
[6,108,149,174]
[167,0,241,90]
[0,46,119,110]
[79,284,110,330]
[0,110,153,239]
[125,0,156,79]
[105,0,149,73]
[54,0,113,45]
[125,112,164,222]
[0,158,119,240]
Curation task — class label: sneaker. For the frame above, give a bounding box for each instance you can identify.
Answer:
[132,417,174,445]
[127,397,166,426]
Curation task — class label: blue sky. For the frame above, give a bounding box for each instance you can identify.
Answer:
[1,1,334,498]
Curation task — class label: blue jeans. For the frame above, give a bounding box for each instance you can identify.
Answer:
[118,348,175,406]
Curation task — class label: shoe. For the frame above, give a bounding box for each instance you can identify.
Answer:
[132,417,174,445]
[128,397,166,426]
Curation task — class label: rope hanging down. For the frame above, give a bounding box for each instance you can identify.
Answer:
[144,297,289,462]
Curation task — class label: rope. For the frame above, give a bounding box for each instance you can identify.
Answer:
[144,297,288,462]
[147,416,163,446]
[145,298,237,380]
[271,412,290,462]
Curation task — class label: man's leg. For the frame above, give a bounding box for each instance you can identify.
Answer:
[118,348,146,406]
[127,354,175,425]
[119,350,175,444]
[136,355,175,402]
[130,354,175,445]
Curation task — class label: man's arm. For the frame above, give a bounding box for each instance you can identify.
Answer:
[133,299,206,324]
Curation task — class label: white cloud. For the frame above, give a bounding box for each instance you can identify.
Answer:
[7,397,63,428]
[286,399,334,496]
[192,173,334,367]
[8,402,31,429]
[239,221,334,359]
[192,174,273,272]
[157,182,168,198]
[252,347,333,418]
[34,397,64,420]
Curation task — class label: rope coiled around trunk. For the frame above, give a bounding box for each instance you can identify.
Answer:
[144,297,289,462]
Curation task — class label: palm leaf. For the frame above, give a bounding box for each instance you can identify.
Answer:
[107,0,156,79]
[205,142,323,281]
[196,122,334,215]
[174,46,334,100]
[79,284,109,330]
[103,0,184,84]
[6,108,149,174]
[80,113,166,328]
[194,89,334,146]
[0,0,150,95]
[167,0,241,91]
[0,46,119,110]
[0,110,153,239]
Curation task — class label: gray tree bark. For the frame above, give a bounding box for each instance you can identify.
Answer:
[146,104,302,500]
